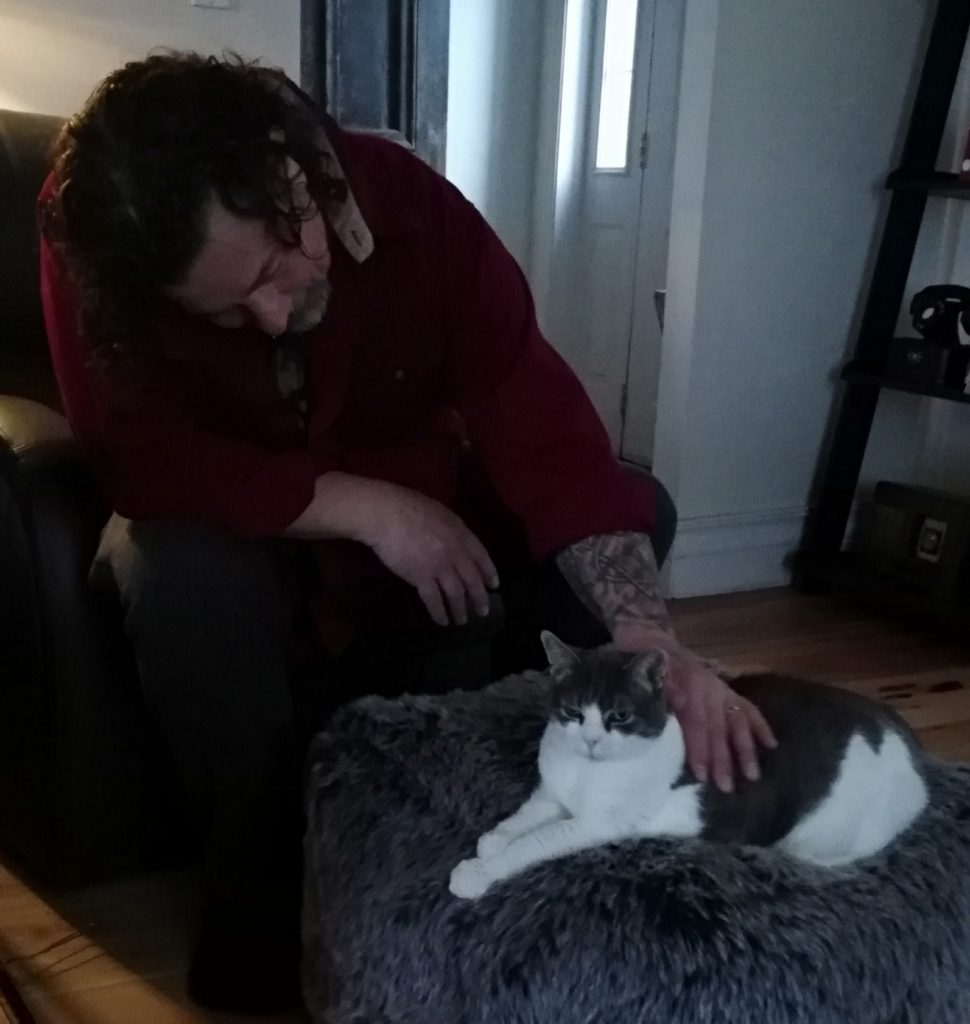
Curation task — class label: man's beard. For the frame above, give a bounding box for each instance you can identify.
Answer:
[286,276,332,333]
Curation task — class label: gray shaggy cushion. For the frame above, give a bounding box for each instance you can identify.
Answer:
[302,673,970,1024]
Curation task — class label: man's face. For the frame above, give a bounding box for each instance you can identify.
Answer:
[166,190,332,337]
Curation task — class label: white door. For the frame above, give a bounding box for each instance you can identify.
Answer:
[557,0,682,464]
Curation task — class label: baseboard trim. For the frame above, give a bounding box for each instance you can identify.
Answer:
[667,506,809,598]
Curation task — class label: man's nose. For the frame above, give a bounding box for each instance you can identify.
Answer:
[247,288,291,336]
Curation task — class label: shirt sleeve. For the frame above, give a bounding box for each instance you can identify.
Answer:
[428,172,656,560]
[39,232,333,538]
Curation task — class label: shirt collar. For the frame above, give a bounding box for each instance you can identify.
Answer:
[310,115,375,264]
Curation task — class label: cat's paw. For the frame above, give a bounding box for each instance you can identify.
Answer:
[449,858,492,900]
[477,830,511,860]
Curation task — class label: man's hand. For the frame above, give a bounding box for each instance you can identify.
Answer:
[663,646,776,791]
[284,472,498,626]
[615,623,776,791]
[367,487,499,626]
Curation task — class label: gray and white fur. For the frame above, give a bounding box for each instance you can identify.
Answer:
[449,632,928,899]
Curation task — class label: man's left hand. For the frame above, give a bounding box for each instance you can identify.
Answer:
[614,625,777,791]
[664,648,776,791]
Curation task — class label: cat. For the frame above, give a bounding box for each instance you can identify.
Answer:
[449,631,928,900]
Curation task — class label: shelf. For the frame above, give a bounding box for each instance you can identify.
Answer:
[886,169,970,200]
[795,551,970,630]
[842,362,970,405]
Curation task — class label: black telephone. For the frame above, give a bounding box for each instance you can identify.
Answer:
[909,284,970,393]
[910,284,970,347]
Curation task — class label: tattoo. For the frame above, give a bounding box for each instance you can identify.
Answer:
[555,532,671,636]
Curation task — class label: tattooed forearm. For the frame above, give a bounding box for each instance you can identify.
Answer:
[555,532,672,638]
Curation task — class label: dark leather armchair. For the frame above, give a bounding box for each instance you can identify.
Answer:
[0,108,156,883]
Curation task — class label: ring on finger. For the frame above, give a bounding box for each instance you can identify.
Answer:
[726,704,742,714]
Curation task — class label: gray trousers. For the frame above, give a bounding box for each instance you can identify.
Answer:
[91,517,305,907]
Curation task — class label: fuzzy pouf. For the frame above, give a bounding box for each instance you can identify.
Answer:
[302,673,970,1024]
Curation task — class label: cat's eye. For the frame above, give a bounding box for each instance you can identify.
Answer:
[558,707,584,723]
[606,710,633,727]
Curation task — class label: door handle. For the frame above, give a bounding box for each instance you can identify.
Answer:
[653,289,666,332]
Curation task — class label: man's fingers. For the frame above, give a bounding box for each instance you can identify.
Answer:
[748,703,778,749]
[417,582,449,627]
[681,710,709,784]
[709,706,734,793]
[437,572,469,626]
[454,557,491,618]
[464,531,500,590]
[728,706,760,782]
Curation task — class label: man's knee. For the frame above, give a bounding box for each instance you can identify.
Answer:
[91,515,294,636]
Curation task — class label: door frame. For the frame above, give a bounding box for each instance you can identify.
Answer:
[622,0,686,463]
[529,0,686,465]
[300,0,450,172]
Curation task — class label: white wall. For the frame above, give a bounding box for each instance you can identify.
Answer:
[446,0,544,270]
[655,0,933,596]
[0,0,300,117]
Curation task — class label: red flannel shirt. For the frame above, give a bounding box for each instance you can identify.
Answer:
[39,116,654,579]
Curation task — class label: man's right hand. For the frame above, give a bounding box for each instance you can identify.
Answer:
[283,472,499,627]
[367,487,499,626]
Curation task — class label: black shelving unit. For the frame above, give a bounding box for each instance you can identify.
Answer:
[798,0,970,592]
[887,170,970,200]
[842,362,970,405]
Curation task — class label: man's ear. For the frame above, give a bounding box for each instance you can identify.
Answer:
[541,630,579,679]
[631,649,668,693]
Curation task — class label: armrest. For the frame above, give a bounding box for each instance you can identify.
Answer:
[0,392,108,588]
[0,392,104,551]
[0,394,77,461]
[0,395,146,883]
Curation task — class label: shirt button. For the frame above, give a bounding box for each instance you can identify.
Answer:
[394,369,405,381]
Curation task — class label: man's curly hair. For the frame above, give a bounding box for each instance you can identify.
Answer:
[42,51,345,359]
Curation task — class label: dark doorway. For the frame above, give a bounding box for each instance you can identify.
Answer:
[301,0,450,172]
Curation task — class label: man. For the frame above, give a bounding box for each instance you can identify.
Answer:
[40,53,774,1013]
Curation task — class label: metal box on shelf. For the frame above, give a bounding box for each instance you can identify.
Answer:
[864,481,970,603]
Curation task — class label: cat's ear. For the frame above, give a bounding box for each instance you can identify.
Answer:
[541,630,579,679]
[630,649,668,694]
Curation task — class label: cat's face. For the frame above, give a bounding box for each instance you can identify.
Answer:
[541,631,669,762]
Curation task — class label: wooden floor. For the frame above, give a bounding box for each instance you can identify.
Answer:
[0,588,968,1023]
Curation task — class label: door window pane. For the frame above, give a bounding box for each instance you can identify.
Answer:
[595,0,639,171]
